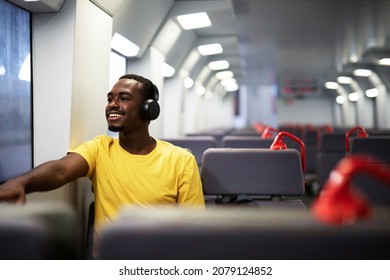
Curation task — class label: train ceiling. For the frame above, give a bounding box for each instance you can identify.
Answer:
[7,0,390,95]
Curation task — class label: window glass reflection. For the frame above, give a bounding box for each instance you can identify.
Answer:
[0,0,32,182]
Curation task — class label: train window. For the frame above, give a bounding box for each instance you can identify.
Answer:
[0,0,32,183]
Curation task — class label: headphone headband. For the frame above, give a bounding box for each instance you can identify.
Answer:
[151,83,159,101]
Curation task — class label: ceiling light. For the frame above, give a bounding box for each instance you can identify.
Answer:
[111,33,140,57]
[161,62,175,77]
[197,85,205,95]
[336,95,345,104]
[324,82,339,89]
[378,58,390,65]
[353,69,372,77]
[184,77,194,89]
[220,78,237,87]
[221,78,239,92]
[337,76,352,84]
[197,43,223,56]
[177,12,211,30]
[348,92,359,102]
[224,83,239,92]
[365,88,379,98]
[208,60,229,70]
[215,70,233,80]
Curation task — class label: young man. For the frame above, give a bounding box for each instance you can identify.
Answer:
[0,74,205,232]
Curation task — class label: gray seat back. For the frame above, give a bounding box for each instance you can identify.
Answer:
[201,148,304,196]
[0,218,51,259]
[96,207,390,260]
[221,135,273,148]
[0,202,80,259]
[350,137,390,163]
[319,133,346,153]
[317,133,346,188]
[350,137,390,206]
[161,136,217,167]
[303,130,318,174]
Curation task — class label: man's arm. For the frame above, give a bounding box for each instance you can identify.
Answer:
[0,152,89,204]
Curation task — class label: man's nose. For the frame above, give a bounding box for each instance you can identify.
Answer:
[108,98,119,108]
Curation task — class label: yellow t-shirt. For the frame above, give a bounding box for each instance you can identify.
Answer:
[69,136,205,230]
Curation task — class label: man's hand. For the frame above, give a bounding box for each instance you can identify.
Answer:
[0,178,27,204]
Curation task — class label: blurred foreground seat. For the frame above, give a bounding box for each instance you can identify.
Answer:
[96,207,390,260]
[0,218,50,259]
[0,202,80,259]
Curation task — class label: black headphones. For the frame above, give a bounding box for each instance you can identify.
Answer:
[140,82,160,120]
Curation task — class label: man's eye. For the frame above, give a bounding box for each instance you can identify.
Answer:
[107,98,112,103]
[120,97,129,101]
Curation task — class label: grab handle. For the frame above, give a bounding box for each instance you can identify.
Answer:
[270,131,306,172]
[261,126,279,139]
[345,126,368,153]
[312,155,390,225]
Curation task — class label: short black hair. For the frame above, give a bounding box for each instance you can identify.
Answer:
[119,74,157,101]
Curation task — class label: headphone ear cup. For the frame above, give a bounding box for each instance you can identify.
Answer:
[140,99,160,120]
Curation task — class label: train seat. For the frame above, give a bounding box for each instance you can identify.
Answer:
[350,136,390,206]
[0,202,80,259]
[160,136,217,168]
[303,130,318,175]
[221,135,273,148]
[0,217,51,259]
[316,133,346,192]
[365,129,390,136]
[95,206,390,260]
[200,148,305,209]
[186,129,229,148]
[228,128,260,136]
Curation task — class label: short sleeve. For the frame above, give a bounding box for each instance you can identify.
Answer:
[68,137,101,177]
[177,154,205,207]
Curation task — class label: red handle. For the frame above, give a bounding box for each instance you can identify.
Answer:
[253,122,266,134]
[261,126,278,139]
[311,155,390,225]
[345,126,369,153]
[270,131,306,172]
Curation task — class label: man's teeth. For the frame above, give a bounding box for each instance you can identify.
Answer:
[110,114,121,117]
